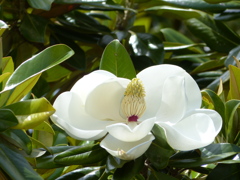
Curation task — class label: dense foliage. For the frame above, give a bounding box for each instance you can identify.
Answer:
[0,0,240,179]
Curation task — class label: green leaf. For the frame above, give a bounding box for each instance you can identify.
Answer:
[206,163,240,180]
[0,138,43,180]
[19,14,48,43]
[191,58,225,74]
[186,16,240,53]
[145,6,205,19]
[100,40,136,79]
[204,0,232,4]
[169,143,240,168]
[155,0,240,11]
[201,89,225,135]
[0,109,18,132]
[56,166,105,180]
[106,155,129,172]
[54,144,108,165]
[224,45,240,67]
[149,171,178,180]
[228,65,240,100]
[0,44,74,106]
[145,124,175,169]
[1,129,32,154]
[113,156,145,180]
[225,100,240,143]
[2,98,55,129]
[27,0,54,11]
[129,32,164,64]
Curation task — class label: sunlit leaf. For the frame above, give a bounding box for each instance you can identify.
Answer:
[228,65,240,100]
[0,44,74,106]
[2,98,55,129]
[100,40,136,79]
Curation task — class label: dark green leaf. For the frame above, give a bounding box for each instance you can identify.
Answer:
[54,144,108,165]
[149,171,178,180]
[145,125,175,169]
[206,163,240,180]
[0,138,42,180]
[169,143,240,168]
[0,109,18,131]
[19,14,48,43]
[129,32,164,64]
[1,129,32,154]
[113,156,145,180]
[100,40,136,79]
[106,155,129,172]
[185,16,240,53]
[56,166,105,180]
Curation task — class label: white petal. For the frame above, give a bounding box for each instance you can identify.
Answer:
[137,64,201,119]
[71,70,116,103]
[100,134,155,160]
[85,78,130,122]
[106,118,155,142]
[51,92,114,140]
[156,76,186,123]
[157,111,222,150]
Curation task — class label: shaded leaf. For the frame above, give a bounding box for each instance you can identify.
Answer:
[129,32,164,64]
[19,14,48,43]
[0,109,18,132]
[27,0,54,11]
[0,138,42,180]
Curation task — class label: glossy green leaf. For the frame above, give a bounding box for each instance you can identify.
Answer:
[56,166,105,180]
[0,44,74,106]
[100,40,136,79]
[204,0,232,4]
[146,124,175,169]
[145,6,205,19]
[0,109,18,132]
[2,98,55,129]
[155,0,240,11]
[1,129,32,154]
[225,100,240,143]
[54,144,108,165]
[228,65,240,100]
[169,143,240,168]
[0,138,42,180]
[113,156,145,180]
[214,9,240,21]
[206,163,240,180]
[129,32,164,64]
[19,14,48,43]
[191,58,225,74]
[106,155,129,172]
[27,0,54,11]
[207,70,230,91]
[201,89,225,135]
[185,16,240,53]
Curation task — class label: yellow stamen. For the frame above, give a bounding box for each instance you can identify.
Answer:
[121,78,146,121]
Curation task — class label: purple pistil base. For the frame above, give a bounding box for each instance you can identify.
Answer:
[128,115,138,122]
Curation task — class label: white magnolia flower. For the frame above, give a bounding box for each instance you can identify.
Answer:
[51,64,222,160]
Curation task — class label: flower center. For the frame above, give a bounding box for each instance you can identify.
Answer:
[121,78,146,122]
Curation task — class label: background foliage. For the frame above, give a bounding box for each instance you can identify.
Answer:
[0,0,240,179]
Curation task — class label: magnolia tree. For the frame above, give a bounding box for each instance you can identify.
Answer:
[0,0,240,180]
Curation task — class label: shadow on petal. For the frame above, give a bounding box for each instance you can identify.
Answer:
[100,134,155,160]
